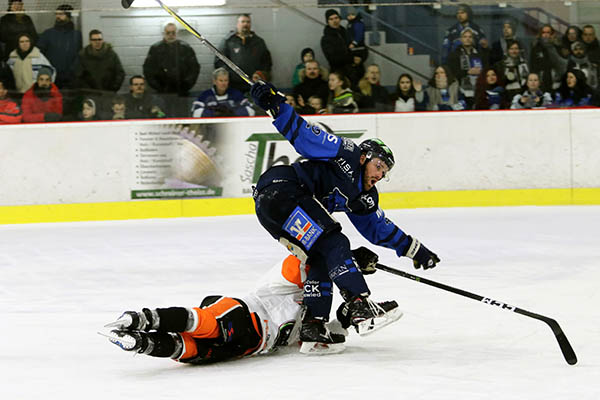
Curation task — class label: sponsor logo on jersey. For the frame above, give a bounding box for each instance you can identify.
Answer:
[335,158,353,178]
[283,206,323,250]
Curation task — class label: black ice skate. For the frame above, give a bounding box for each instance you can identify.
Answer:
[337,294,403,336]
[299,317,345,355]
[104,309,158,331]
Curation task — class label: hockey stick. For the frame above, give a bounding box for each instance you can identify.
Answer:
[121,0,251,86]
[375,263,578,365]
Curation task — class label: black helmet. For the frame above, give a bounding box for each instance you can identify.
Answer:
[359,138,395,170]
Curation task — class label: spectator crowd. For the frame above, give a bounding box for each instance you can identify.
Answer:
[0,2,599,125]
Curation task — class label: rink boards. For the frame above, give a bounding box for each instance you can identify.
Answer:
[0,109,599,223]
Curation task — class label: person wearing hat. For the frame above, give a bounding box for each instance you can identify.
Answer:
[7,32,56,94]
[567,41,599,90]
[441,4,487,64]
[21,66,63,122]
[0,0,38,61]
[490,19,526,65]
[37,4,82,90]
[291,47,315,87]
[321,9,352,74]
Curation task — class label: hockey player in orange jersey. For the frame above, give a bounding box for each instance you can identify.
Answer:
[103,247,401,361]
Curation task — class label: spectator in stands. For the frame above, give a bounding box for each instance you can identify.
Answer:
[441,4,487,64]
[191,67,255,118]
[390,73,426,112]
[474,67,507,110]
[553,69,594,108]
[581,25,600,64]
[425,65,466,111]
[21,66,62,122]
[356,64,390,112]
[293,59,330,110]
[447,27,487,108]
[346,7,368,62]
[346,52,366,88]
[77,97,99,121]
[110,95,126,119]
[560,26,582,58]
[215,14,271,93]
[75,29,125,96]
[0,0,38,61]
[124,75,167,119]
[493,40,529,100]
[321,9,352,74]
[510,72,552,109]
[0,78,21,123]
[490,19,526,65]
[327,71,358,114]
[292,47,315,87]
[37,4,82,89]
[530,24,565,92]
[144,22,200,117]
[7,33,55,94]
[567,41,599,90]
[0,48,16,94]
[308,95,326,114]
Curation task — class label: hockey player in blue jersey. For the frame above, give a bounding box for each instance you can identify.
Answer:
[250,81,440,353]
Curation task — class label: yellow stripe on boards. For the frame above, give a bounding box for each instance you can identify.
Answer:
[1,188,599,225]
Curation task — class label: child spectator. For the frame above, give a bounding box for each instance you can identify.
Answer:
[390,73,426,112]
[110,95,126,119]
[510,72,552,109]
[346,7,368,62]
[308,95,326,114]
[425,65,466,111]
[327,71,358,113]
[474,67,507,110]
[78,98,99,121]
[291,48,314,87]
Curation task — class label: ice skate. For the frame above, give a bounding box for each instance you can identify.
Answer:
[104,309,157,331]
[299,317,345,355]
[338,295,403,336]
[102,329,149,353]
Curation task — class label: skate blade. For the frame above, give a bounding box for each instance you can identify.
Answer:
[299,341,345,355]
[98,330,138,350]
[356,308,403,337]
[104,313,133,329]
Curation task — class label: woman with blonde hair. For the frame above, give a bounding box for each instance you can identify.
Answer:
[356,64,390,112]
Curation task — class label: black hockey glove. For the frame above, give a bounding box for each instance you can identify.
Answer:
[250,81,285,115]
[403,236,440,270]
[352,246,378,275]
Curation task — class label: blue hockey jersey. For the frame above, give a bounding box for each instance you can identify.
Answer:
[270,103,411,257]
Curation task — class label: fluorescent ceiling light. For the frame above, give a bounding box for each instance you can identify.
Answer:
[131,0,225,7]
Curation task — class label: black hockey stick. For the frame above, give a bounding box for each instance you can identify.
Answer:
[375,263,577,365]
[121,0,251,86]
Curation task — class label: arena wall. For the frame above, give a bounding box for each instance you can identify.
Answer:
[1,109,598,224]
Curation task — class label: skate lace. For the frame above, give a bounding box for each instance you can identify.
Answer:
[366,297,385,317]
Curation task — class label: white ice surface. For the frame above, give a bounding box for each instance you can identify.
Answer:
[1,206,599,399]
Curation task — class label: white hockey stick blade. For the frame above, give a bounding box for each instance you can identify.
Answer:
[299,341,345,355]
[356,307,403,337]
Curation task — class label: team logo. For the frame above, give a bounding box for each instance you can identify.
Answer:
[283,206,323,250]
